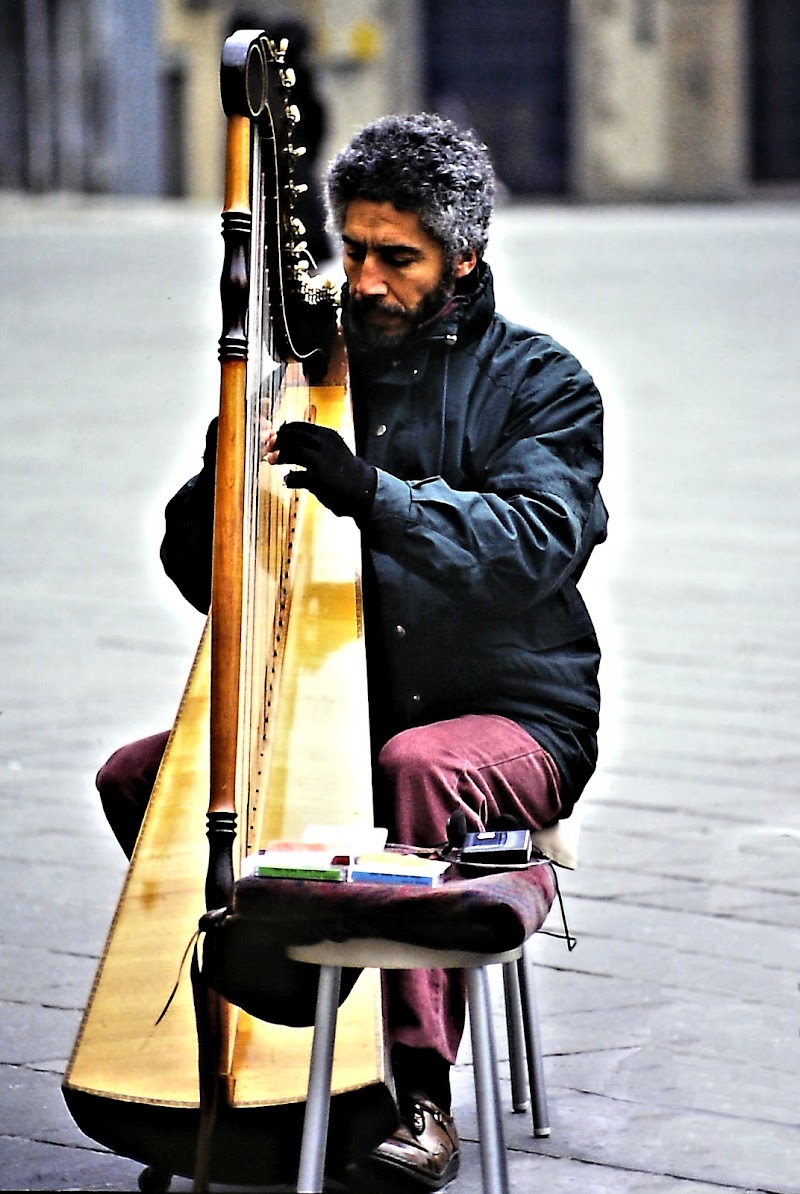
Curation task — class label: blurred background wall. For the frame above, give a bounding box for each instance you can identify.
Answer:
[0,0,798,203]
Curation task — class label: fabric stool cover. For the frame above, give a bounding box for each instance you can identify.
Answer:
[204,862,557,1025]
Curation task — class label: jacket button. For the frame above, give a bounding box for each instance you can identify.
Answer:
[375,424,387,436]
[395,624,406,638]
[411,693,421,704]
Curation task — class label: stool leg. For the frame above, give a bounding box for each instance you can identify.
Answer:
[502,961,530,1112]
[517,942,550,1138]
[297,964,342,1194]
[466,967,509,1194]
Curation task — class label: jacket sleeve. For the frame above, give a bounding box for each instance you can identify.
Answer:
[365,342,606,610]
[159,418,217,613]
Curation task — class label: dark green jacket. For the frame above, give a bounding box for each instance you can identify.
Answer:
[161,263,606,815]
[346,263,607,813]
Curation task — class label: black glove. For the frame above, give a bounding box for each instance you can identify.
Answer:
[274,421,377,521]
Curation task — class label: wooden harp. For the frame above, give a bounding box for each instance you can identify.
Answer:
[62,29,387,1187]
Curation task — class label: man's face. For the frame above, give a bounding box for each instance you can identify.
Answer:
[341,199,476,348]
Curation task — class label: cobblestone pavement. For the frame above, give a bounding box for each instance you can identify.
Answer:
[1,193,798,1192]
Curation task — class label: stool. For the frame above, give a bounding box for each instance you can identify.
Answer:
[289,936,525,1194]
[205,861,559,1193]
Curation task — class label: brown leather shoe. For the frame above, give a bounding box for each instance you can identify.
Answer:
[348,1094,460,1191]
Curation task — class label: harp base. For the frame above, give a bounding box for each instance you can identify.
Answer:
[63,1081,396,1187]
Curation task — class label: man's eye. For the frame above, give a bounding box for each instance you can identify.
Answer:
[386,256,414,268]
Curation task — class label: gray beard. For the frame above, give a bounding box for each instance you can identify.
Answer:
[348,275,454,349]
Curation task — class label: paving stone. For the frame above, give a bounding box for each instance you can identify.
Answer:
[0,1133,143,1192]
[0,860,123,955]
[456,1080,800,1194]
[509,1151,756,1194]
[550,1035,798,1127]
[0,946,99,1011]
[0,1001,80,1069]
[0,1063,82,1146]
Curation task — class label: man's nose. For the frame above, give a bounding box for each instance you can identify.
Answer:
[354,253,389,297]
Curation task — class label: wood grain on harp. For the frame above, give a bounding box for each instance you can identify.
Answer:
[62,24,383,1164]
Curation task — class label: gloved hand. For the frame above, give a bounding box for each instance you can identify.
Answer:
[273,421,377,521]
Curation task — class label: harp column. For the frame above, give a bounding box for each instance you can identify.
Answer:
[207,100,252,910]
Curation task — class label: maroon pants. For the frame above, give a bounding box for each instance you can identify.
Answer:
[96,713,561,1067]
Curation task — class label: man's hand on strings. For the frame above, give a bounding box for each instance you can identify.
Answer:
[260,416,275,460]
[270,422,377,521]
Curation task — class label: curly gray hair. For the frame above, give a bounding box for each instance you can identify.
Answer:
[325,112,495,264]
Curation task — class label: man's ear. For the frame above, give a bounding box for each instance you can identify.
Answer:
[453,250,478,279]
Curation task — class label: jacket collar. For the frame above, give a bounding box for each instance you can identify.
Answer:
[342,260,496,364]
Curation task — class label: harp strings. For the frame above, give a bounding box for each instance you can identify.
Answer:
[237,121,310,862]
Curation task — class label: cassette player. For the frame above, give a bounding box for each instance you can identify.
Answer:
[460,829,533,866]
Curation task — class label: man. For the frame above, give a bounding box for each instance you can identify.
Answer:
[98,113,606,1191]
